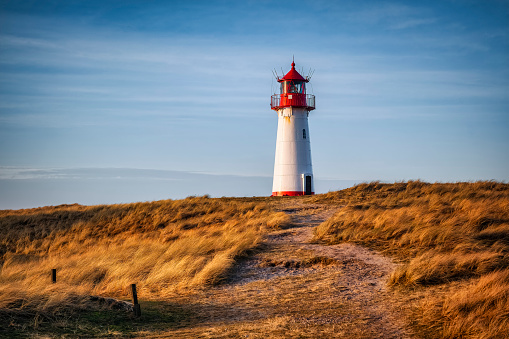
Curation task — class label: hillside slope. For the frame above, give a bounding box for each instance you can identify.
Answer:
[311,181,509,338]
[0,196,290,336]
[1,182,507,338]
[155,201,409,338]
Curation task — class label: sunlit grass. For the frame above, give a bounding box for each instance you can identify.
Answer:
[311,181,509,338]
[3,182,508,338]
[0,196,290,323]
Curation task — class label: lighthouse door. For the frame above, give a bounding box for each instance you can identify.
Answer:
[305,176,312,195]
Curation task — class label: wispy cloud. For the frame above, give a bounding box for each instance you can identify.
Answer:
[0,1,507,191]
[345,3,436,30]
[0,166,359,209]
[0,167,274,209]
[0,167,273,181]
[388,18,437,30]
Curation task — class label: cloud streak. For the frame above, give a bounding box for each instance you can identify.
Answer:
[0,0,507,207]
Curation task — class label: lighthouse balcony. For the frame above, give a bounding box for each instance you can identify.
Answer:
[271,94,315,111]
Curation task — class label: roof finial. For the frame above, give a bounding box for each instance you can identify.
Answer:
[291,55,295,68]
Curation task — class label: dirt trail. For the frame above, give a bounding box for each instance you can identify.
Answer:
[155,201,411,338]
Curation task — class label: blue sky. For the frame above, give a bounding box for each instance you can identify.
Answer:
[1,0,508,208]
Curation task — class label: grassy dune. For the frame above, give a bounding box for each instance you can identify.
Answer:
[2,182,508,338]
[311,181,509,338]
[0,196,290,332]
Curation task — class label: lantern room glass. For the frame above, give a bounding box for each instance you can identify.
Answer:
[281,81,305,94]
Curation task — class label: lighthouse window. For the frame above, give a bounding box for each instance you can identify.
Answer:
[295,82,303,93]
[289,81,303,94]
[283,81,305,94]
[284,82,291,93]
[303,129,306,139]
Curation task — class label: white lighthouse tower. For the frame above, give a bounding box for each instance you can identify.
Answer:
[271,60,315,196]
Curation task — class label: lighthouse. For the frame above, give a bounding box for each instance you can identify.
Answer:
[271,60,315,196]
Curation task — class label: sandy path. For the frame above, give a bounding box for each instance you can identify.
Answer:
[154,201,411,338]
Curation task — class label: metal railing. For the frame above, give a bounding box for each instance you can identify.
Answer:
[271,95,281,109]
[271,94,315,110]
[306,94,315,109]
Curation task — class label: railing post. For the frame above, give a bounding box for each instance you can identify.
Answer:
[131,284,141,317]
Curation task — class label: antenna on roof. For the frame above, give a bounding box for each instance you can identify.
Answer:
[306,68,315,81]
[272,69,280,81]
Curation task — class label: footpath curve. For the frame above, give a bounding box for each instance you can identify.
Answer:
[155,200,411,338]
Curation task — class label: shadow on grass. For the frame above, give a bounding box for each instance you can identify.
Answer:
[1,300,193,338]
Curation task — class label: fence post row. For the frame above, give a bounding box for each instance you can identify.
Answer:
[131,283,141,317]
[50,270,140,317]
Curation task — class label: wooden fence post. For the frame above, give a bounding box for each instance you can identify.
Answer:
[131,284,141,317]
[52,269,56,283]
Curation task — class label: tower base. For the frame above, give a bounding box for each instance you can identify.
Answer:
[271,191,315,197]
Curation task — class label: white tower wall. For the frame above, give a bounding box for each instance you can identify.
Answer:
[272,106,313,195]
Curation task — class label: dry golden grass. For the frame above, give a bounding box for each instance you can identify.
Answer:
[0,196,290,322]
[311,181,509,338]
[3,182,508,338]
